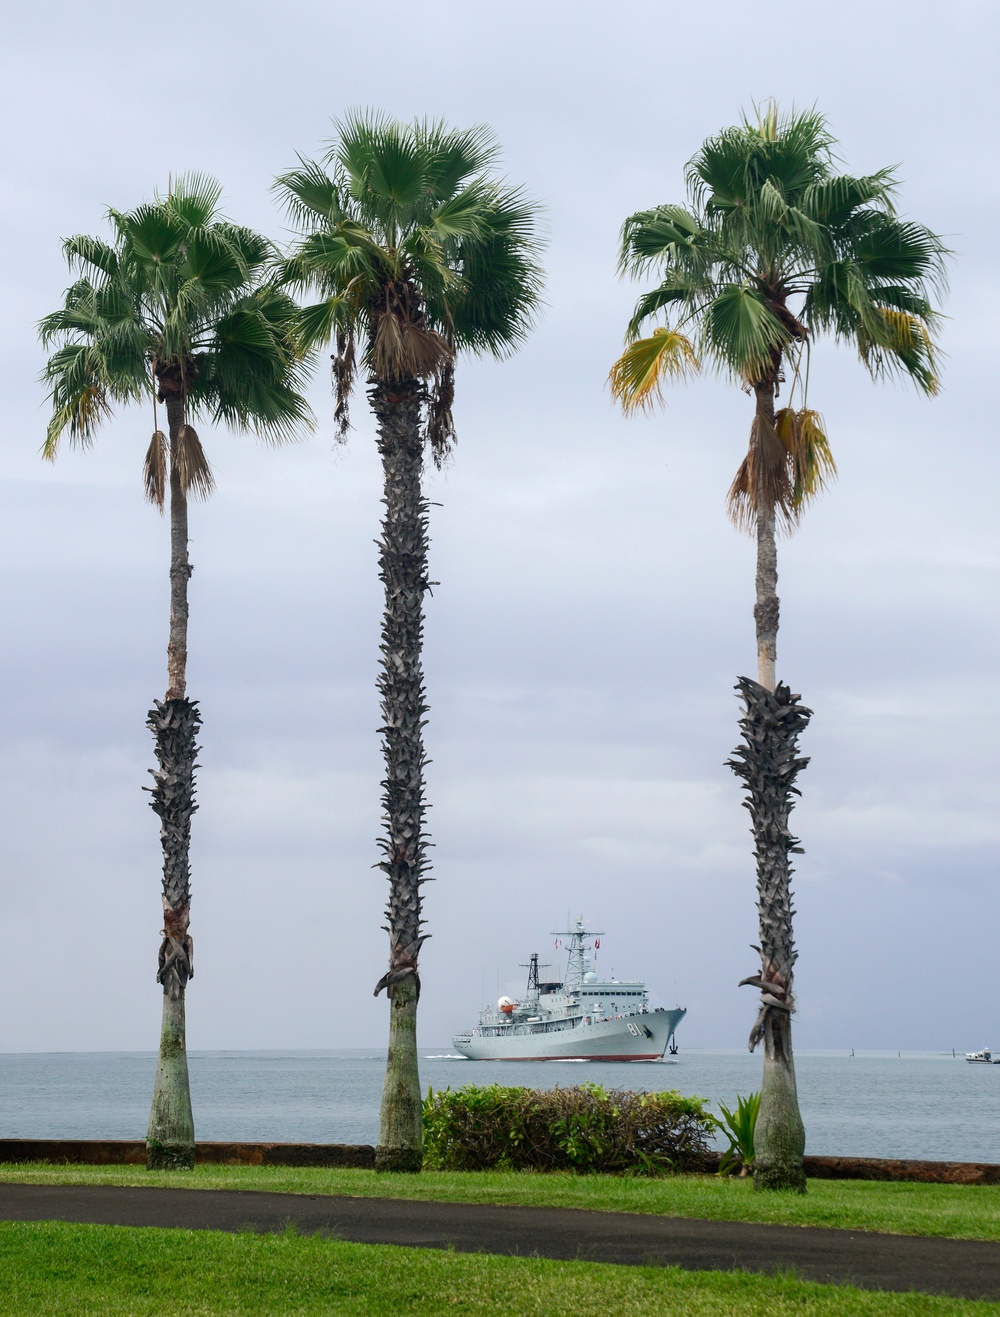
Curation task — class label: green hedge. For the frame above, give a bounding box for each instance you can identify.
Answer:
[422,1082,713,1174]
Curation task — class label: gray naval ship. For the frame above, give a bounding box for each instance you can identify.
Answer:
[453,919,686,1061]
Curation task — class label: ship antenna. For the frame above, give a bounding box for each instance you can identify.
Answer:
[519,953,550,994]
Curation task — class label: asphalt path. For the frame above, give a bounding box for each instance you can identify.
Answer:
[1,1183,998,1301]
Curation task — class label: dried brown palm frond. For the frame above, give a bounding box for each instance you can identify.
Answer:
[427,359,456,467]
[371,310,452,382]
[404,318,451,377]
[173,423,216,499]
[371,311,405,380]
[143,430,168,509]
[727,407,835,534]
[332,329,356,441]
[727,412,791,532]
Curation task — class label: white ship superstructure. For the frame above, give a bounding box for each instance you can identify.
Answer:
[453,919,685,1061]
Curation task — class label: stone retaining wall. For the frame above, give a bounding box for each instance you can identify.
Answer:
[804,1155,1000,1186]
[0,1140,375,1168]
[1,1142,997,1183]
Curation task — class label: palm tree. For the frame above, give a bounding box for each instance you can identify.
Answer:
[610,106,946,1190]
[39,175,312,1169]
[275,113,543,1172]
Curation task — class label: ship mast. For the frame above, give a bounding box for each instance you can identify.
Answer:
[550,916,603,994]
[519,952,550,1002]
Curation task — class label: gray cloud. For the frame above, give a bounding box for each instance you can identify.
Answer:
[1,0,996,1058]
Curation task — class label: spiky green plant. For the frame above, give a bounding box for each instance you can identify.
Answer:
[715,1091,761,1176]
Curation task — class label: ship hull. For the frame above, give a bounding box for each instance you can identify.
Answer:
[453,1008,685,1061]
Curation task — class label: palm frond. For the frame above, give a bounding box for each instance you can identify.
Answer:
[417,119,500,198]
[115,203,186,271]
[335,110,426,237]
[163,172,224,227]
[626,275,707,338]
[173,423,215,499]
[273,159,345,227]
[427,358,456,465]
[143,429,168,509]
[427,181,492,242]
[609,328,700,413]
[443,185,544,357]
[295,295,354,353]
[41,376,112,457]
[726,412,791,532]
[370,312,451,381]
[775,407,836,506]
[728,406,836,533]
[40,179,312,472]
[800,170,896,223]
[857,307,940,394]
[618,205,704,277]
[706,285,787,380]
[62,234,119,280]
[333,329,356,440]
[848,213,949,294]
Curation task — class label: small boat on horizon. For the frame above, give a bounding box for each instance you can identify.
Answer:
[964,1048,999,1064]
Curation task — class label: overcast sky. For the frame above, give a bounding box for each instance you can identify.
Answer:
[1,0,996,1058]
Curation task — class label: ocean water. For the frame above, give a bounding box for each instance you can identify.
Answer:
[1,1049,998,1164]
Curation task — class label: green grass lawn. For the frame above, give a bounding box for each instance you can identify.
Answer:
[0,1220,991,1316]
[2,1163,999,1242]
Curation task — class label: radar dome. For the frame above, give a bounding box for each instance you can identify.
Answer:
[584,971,598,984]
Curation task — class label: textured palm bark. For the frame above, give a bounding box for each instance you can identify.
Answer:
[728,678,811,1192]
[147,990,195,1169]
[375,975,423,1172]
[145,391,197,1171]
[370,379,431,1172]
[753,384,779,693]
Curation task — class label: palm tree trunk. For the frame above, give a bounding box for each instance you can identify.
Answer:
[729,676,811,1194]
[146,393,198,1171]
[740,383,807,1192]
[753,385,779,693]
[369,379,431,1174]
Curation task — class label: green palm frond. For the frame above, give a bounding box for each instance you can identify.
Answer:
[114,203,186,270]
[800,170,895,224]
[427,181,492,242]
[857,307,940,394]
[419,119,500,198]
[275,113,544,423]
[62,234,120,280]
[162,172,224,227]
[294,296,353,353]
[706,285,787,380]
[274,159,345,227]
[615,105,946,417]
[39,174,313,468]
[847,212,949,292]
[618,205,705,277]
[445,185,544,357]
[625,279,704,339]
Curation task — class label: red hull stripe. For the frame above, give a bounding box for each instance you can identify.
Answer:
[476,1053,662,1062]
